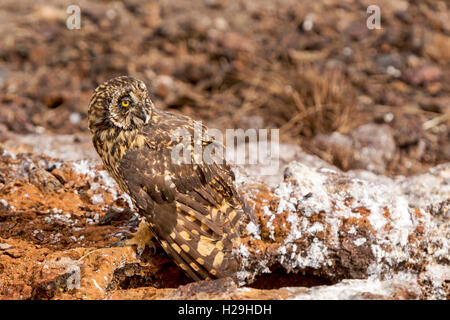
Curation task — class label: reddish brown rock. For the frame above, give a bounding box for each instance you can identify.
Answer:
[0,144,448,300]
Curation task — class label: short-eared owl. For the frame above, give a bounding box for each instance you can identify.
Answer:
[88,76,253,281]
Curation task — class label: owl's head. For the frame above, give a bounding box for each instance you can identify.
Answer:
[88,76,153,133]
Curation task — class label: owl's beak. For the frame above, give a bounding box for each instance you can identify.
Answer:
[137,107,149,124]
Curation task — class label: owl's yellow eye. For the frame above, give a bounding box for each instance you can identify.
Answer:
[121,99,130,107]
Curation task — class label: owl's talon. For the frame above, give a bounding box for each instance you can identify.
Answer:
[112,221,156,257]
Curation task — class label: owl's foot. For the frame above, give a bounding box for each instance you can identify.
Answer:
[113,220,157,256]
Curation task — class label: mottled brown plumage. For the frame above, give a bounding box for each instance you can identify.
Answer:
[88,76,253,281]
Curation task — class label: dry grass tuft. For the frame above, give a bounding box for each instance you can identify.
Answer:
[281,66,357,138]
[231,63,358,141]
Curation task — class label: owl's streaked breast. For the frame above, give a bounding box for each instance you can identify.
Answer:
[93,127,148,192]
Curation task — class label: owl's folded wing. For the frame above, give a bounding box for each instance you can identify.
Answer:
[117,137,247,281]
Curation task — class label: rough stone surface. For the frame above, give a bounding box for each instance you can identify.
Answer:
[236,161,448,299]
[313,124,396,174]
[0,140,448,300]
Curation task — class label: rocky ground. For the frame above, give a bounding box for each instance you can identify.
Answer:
[0,133,448,299]
[0,0,449,299]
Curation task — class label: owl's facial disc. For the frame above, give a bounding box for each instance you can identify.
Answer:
[108,86,151,129]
